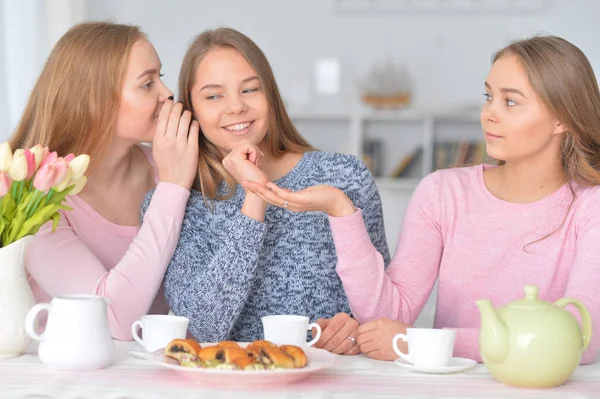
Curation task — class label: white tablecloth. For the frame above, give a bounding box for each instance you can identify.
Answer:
[0,340,598,399]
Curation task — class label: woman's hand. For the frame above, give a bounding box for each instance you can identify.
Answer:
[312,312,360,355]
[242,181,356,217]
[357,319,412,361]
[222,140,268,187]
[153,99,200,190]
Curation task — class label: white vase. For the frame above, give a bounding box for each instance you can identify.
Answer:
[0,236,35,358]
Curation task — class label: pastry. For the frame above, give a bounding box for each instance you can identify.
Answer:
[217,341,240,349]
[164,339,202,362]
[231,354,262,370]
[197,345,224,363]
[163,338,308,371]
[256,346,295,369]
[223,347,251,364]
[246,340,276,356]
[280,345,308,368]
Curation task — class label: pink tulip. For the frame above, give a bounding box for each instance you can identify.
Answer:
[64,153,75,163]
[52,158,69,186]
[0,171,11,197]
[39,151,58,169]
[23,149,36,179]
[33,164,57,192]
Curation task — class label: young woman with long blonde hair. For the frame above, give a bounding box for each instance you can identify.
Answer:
[247,35,600,364]
[12,22,199,340]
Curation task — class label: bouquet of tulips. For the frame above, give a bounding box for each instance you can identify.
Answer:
[0,142,89,248]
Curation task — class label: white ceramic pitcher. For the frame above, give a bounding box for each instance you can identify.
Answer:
[25,295,115,370]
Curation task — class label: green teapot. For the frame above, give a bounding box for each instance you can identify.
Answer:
[476,285,591,388]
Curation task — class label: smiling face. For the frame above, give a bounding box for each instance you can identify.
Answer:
[481,54,565,163]
[114,38,173,143]
[190,47,270,155]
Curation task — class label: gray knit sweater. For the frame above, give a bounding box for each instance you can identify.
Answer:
[141,151,390,342]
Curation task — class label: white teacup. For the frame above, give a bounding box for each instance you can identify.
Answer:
[261,315,322,347]
[393,328,456,367]
[131,315,189,353]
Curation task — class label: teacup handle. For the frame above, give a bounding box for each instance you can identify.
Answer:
[554,298,592,350]
[25,303,53,342]
[392,333,412,364]
[306,323,322,347]
[131,320,144,349]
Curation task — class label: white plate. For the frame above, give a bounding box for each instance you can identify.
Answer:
[150,342,337,388]
[394,357,477,374]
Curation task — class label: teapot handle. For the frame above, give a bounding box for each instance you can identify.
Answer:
[554,298,592,351]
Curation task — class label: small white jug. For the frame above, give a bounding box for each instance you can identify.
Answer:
[25,295,115,370]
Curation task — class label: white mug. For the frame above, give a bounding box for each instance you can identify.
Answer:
[261,315,322,347]
[393,328,456,367]
[25,295,115,370]
[131,315,189,353]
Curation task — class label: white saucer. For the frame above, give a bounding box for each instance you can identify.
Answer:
[130,343,150,359]
[394,357,477,374]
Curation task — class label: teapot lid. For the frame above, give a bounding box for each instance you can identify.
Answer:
[506,285,554,310]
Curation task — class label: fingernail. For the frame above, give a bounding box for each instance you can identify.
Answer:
[168,95,174,101]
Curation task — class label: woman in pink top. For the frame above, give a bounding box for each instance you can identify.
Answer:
[245,35,600,364]
[9,22,199,340]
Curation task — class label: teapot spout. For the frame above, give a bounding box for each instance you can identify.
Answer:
[476,299,509,364]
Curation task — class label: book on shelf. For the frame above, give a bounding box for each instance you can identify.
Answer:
[434,140,487,170]
[389,146,423,178]
[362,138,384,177]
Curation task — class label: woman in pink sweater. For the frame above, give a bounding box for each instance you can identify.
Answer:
[245,35,600,363]
[10,22,199,340]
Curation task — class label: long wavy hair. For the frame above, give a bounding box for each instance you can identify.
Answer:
[10,22,144,170]
[492,35,600,249]
[178,28,315,199]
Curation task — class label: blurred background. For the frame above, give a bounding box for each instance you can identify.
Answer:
[1,0,597,325]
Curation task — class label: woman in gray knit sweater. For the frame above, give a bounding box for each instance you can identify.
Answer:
[142,28,389,355]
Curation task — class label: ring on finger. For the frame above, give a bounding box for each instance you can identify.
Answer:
[283,200,288,209]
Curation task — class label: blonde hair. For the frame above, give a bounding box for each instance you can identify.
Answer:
[493,35,600,186]
[178,27,315,199]
[10,21,144,168]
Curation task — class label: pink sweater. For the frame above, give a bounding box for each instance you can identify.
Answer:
[330,164,600,364]
[26,147,190,340]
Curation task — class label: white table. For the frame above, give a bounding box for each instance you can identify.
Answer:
[0,341,598,399]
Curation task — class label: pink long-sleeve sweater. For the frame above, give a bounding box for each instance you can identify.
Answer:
[26,146,190,340]
[329,164,600,364]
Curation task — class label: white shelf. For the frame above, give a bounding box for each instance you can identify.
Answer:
[290,107,483,187]
[289,108,481,123]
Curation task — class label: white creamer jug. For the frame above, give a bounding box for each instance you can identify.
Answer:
[25,295,115,370]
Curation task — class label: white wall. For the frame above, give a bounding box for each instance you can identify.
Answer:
[86,0,600,112]
[1,0,43,141]
[0,0,86,141]
[0,1,6,138]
